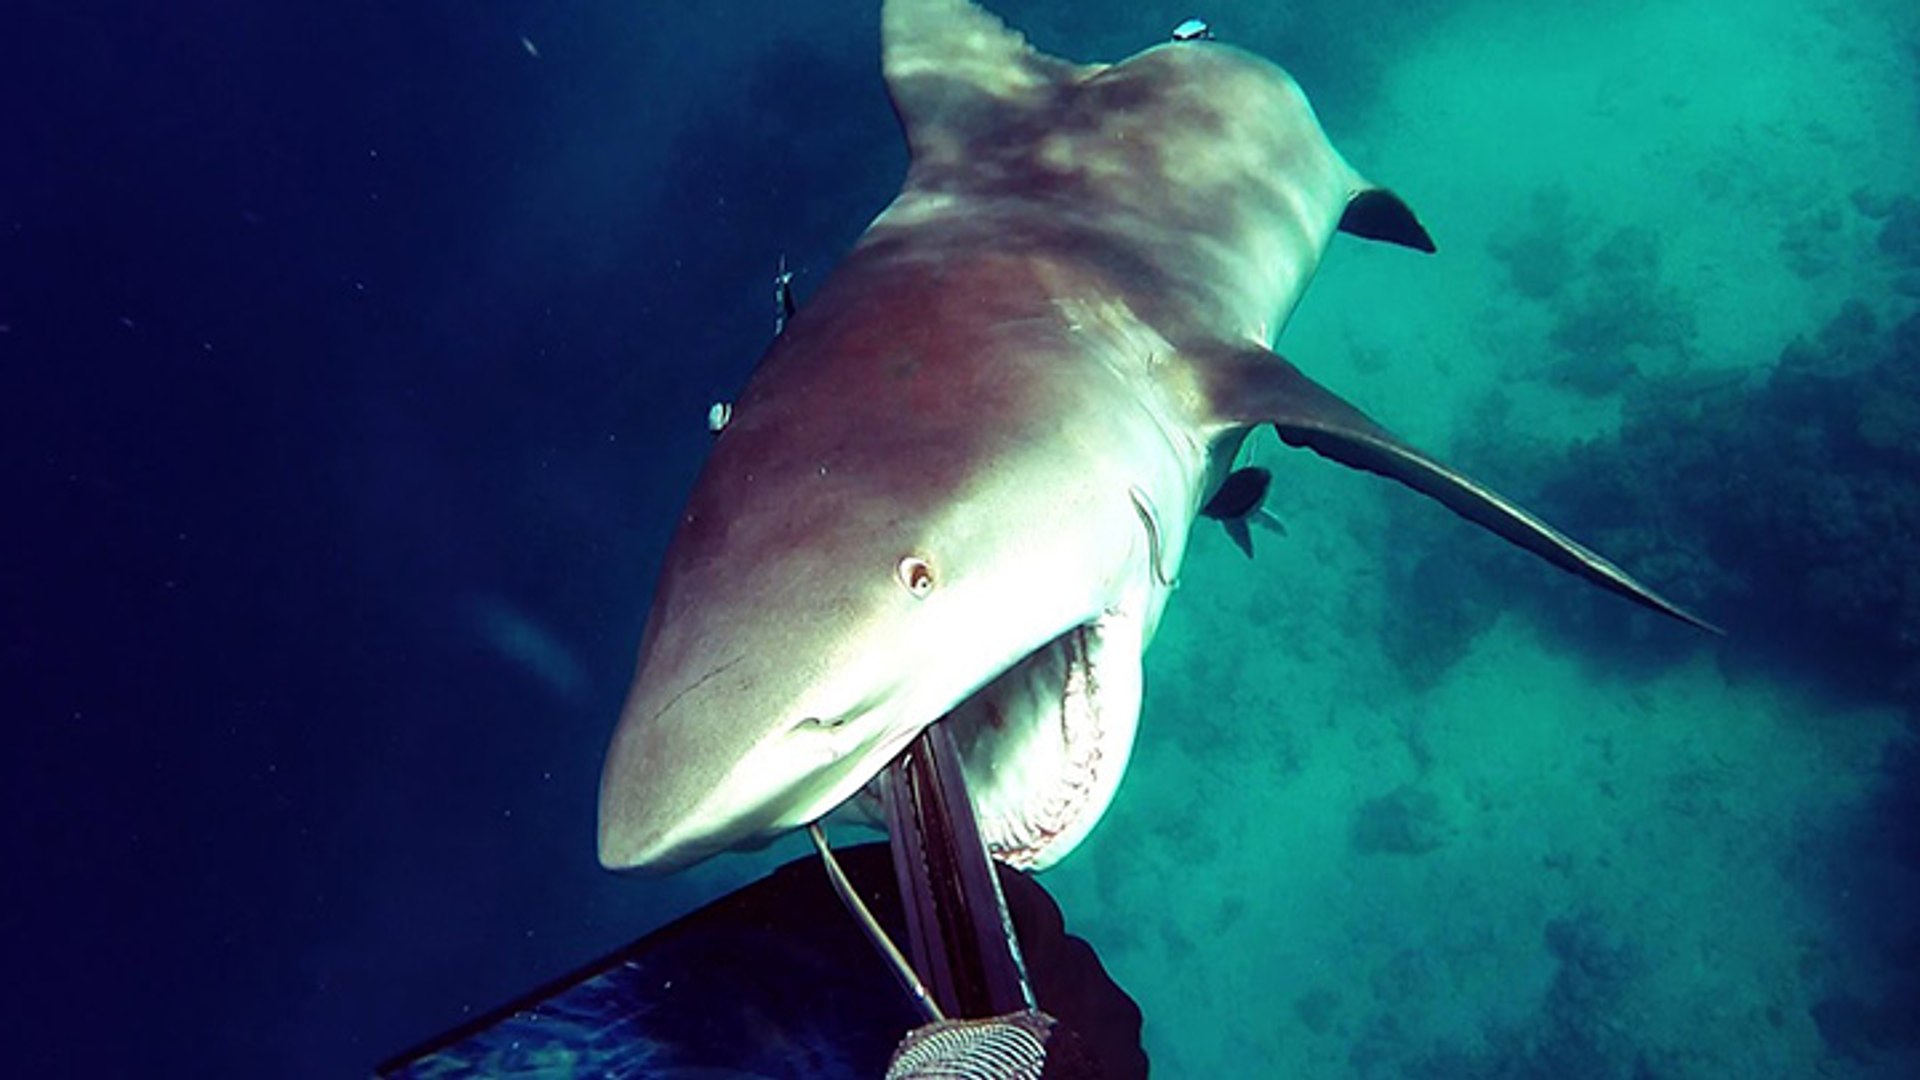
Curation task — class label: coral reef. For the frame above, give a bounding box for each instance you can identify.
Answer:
[1348,912,1651,1079]
[1379,549,1500,692]
[1488,185,1585,302]
[1349,784,1449,856]
[1414,295,1920,711]
[1542,226,1696,394]
[1855,190,1920,298]
[1868,739,1920,872]
[1809,990,1919,1063]
[1294,987,1342,1037]
[1549,302,1920,704]
[1489,190,1696,396]
[1799,737,1920,1065]
[1875,195,1920,266]
[1502,914,1647,1079]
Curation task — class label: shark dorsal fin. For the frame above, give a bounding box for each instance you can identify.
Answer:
[882,0,1099,164]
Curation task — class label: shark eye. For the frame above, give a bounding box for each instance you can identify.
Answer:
[896,556,935,598]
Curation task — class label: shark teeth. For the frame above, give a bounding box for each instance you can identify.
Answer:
[949,609,1144,870]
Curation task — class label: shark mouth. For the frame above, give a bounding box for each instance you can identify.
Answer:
[945,608,1146,871]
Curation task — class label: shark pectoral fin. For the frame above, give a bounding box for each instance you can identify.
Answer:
[1201,345,1720,633]
[1202,466,1273,559]
[1339,188,1437,253]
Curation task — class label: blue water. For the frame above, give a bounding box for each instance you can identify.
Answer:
[8,1,1917,1076]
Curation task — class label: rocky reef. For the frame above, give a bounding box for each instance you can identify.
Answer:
[1407,182,1920,715]
[1525,299,1920,707]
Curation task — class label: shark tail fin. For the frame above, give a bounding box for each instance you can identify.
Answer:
[882,0,1097,162]
[1198,343,1720,633]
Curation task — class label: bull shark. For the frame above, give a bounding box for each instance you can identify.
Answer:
[598,0,1712,874]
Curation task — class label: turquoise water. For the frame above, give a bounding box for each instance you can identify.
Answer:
[1027,1,1920,1074]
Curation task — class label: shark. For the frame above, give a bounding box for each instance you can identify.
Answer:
[598,0,1712,874]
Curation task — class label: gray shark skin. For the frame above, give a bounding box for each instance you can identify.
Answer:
[598,0,1712,874]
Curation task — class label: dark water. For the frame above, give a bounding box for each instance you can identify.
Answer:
[8,1,1918,1076]
[8,2,897,1072]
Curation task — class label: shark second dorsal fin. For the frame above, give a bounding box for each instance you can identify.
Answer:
[1198,343,1720,633]
[1339,188,1438,253]
[882,0,1098,164]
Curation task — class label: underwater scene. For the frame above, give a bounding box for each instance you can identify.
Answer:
[9,0,1919,1076]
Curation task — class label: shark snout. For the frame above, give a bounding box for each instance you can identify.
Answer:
[597,670,910,871]
[597,733,814,872]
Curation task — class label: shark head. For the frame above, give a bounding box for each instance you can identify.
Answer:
[599,0,1434,875]
[597,333,1165,870]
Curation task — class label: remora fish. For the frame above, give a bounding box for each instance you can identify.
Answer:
[598,0,1711,873]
